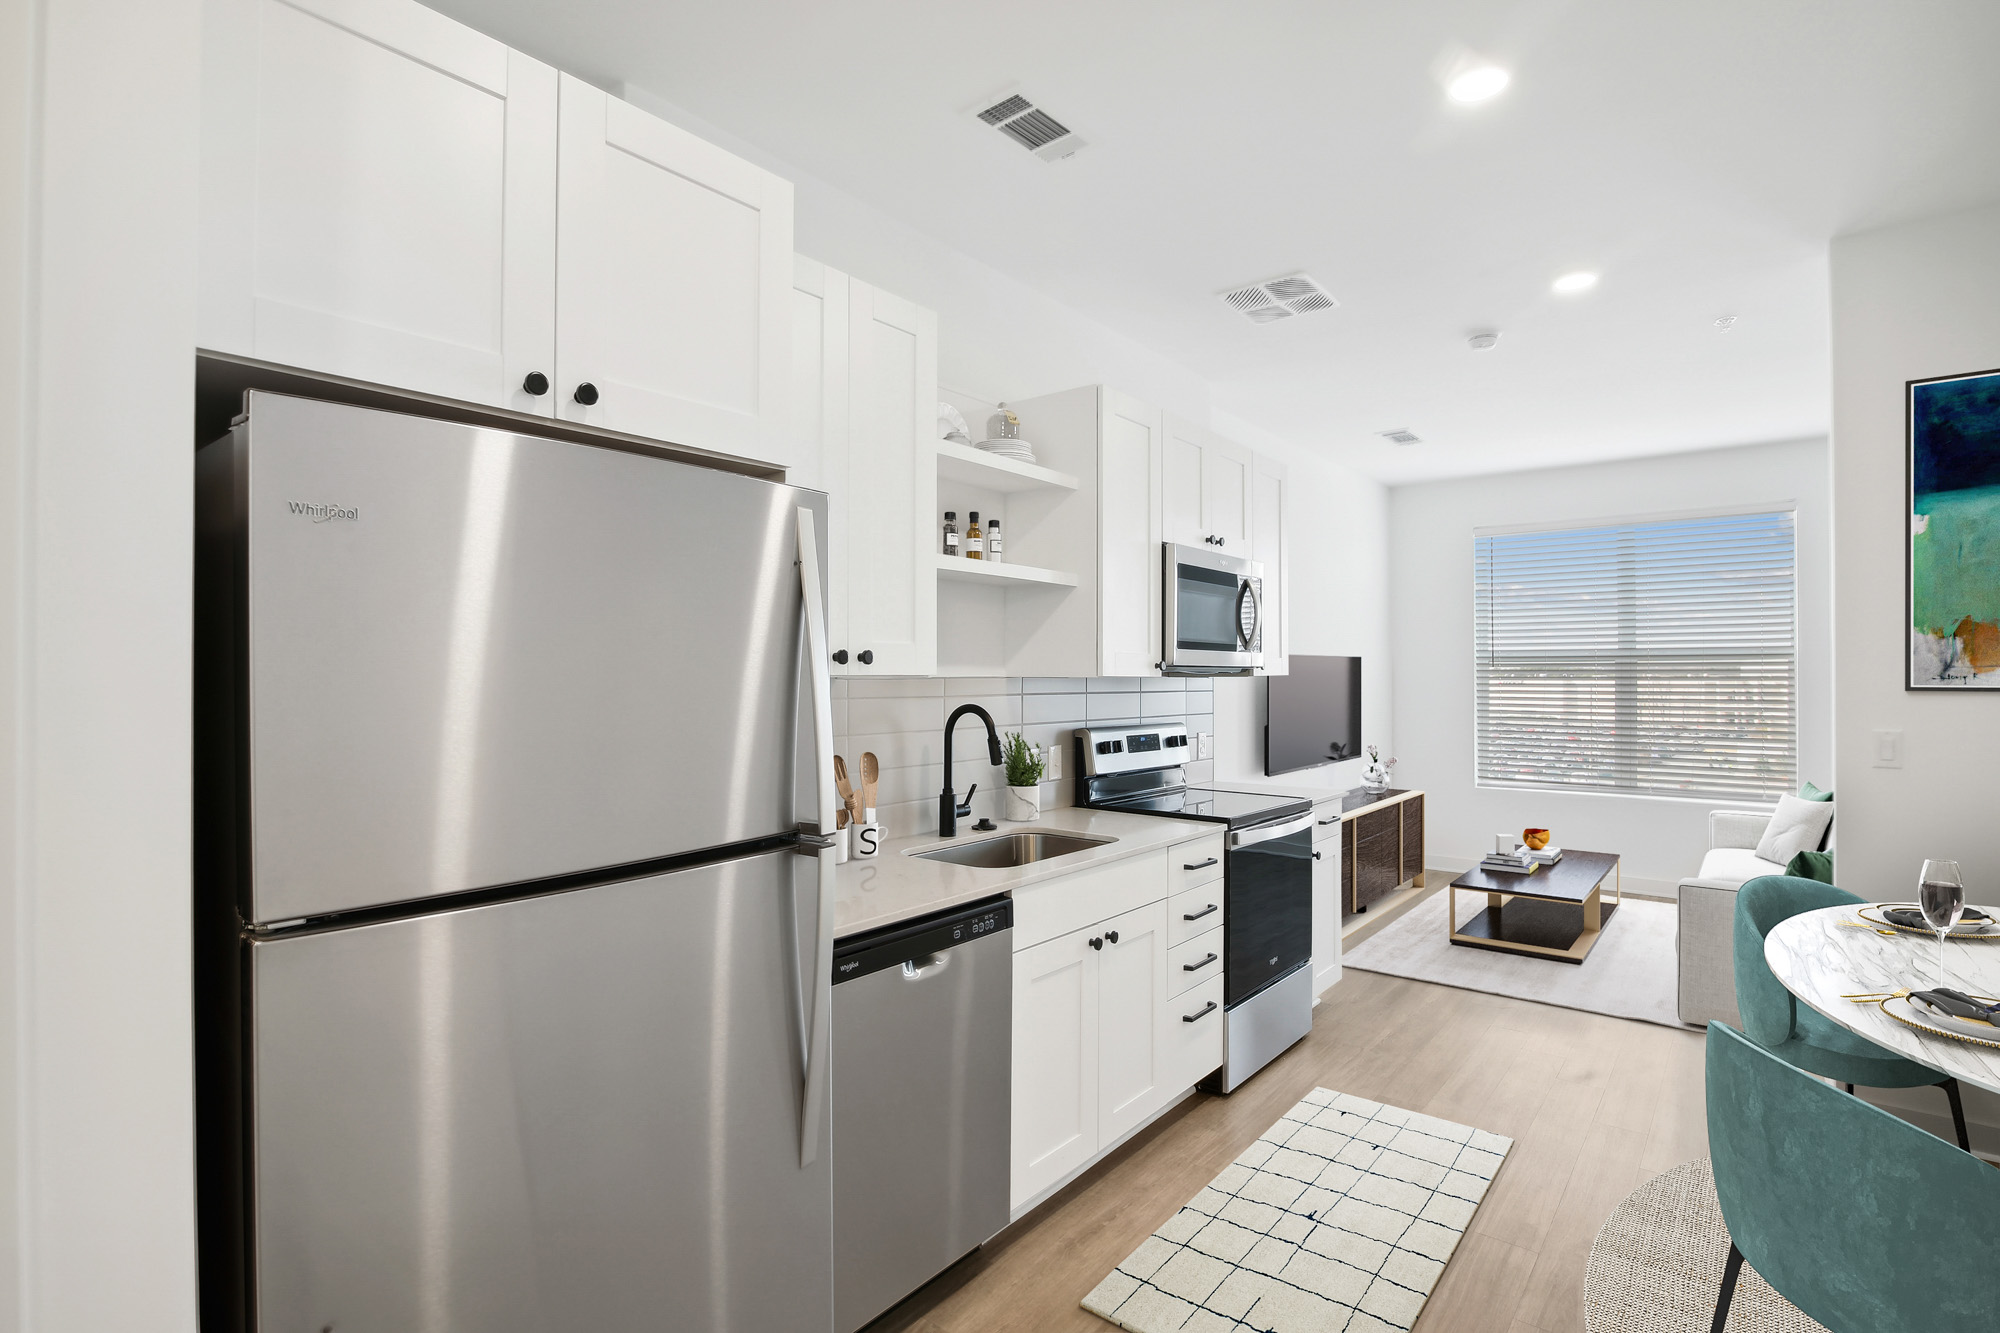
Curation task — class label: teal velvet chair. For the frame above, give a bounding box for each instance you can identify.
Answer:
[1705,1021,2000,1333]
[1734,875,1968,1150]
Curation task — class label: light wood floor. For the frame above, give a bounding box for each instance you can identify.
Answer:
[868,958,1708,1333]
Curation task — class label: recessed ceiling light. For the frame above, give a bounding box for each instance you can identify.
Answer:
[1552,271,1599,295]
[1447,65,1511,105]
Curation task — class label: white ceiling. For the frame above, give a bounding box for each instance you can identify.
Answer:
[436,0,2000,483]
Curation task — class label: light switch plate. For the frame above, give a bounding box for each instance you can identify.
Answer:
[1196,732,1214,760]
[1044,741,1062,780]
[1872,728,1903,769]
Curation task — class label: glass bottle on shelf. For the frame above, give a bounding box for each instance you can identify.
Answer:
[965,511,984,560]
[986,405,1021,441]
[986,517,1003,562]
[941,511,960,557]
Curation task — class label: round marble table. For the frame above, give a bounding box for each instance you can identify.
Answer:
[1764,904,2000,1097]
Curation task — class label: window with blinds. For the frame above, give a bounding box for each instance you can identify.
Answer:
[1473,508,1796,801]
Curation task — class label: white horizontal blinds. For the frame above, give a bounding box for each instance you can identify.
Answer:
[1474,510,1796,801]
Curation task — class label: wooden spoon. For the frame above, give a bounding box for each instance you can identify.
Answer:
[833,755,854,829]
[860,752,879,817]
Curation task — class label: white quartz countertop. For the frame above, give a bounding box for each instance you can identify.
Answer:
[834,805,1217,939]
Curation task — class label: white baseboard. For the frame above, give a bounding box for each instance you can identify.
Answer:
[1426,853,1680,902]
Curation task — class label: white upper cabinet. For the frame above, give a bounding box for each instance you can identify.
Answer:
[200,1,795,460]
[1160,414,1254,553]
[554,76,793,461]
[1253,457,1288,674]
[200,0,558,414]
[1098,391,1164,677]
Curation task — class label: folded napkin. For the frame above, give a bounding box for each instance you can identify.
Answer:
[1880,904,1998,934]
[1906,989,2000,1041]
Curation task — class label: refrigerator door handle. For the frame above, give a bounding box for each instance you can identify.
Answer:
[795,506,836,1167]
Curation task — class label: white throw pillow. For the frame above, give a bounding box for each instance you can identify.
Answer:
[1754,795,1837,868]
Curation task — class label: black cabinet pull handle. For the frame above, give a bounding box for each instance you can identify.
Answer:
[831,650,848,664]
[1182,952,1217,972]
[1183,857,1218,871]
[856,650,874,665]
[1105,930,1120,944]
[572,381,600,406]
[522,371,549,396]
[1182,1000,1218,1023]
[1182,903,1218,922]
[1318,816,1340,825]
[1312,851,1322,860]
[1088,936,1103,951]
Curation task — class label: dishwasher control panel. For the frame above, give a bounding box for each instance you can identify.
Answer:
[833,896,1012,983]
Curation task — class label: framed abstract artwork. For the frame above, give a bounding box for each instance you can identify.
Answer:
[1909,367,2000,688]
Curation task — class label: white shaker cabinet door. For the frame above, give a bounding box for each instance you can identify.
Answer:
[790,258,851,670]
[1312,819,1342,995]
[554,76,793,461]
[1011,927,1100,1209]
[1095,900,1168,1146]
[1253,460,1288,674]
[1099,390,1163,677]
[199,0,558,414]
[1203,437,1255,553]
[840,281,937,676]
[1160,414,1208,547]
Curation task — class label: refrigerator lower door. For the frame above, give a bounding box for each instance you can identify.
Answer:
[249,847,831,1333]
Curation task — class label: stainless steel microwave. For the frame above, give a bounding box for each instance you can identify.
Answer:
[1161,542,1264,674]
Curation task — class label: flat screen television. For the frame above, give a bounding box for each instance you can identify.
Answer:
[1264,655,1362,776]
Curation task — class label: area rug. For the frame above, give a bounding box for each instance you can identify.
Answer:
[1082,1088,1511,1333]
[1342,889,1690,1029]
[1583,1158,1826,1332]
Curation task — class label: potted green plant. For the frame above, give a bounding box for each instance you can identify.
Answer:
[1003,731,1046,822]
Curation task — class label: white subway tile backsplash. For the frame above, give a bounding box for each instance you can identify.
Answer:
[1141,676,1187,693]
[846,676,944,698]
[1086,692,1146,723]
[1024,693,1087,725]
[1141,691,1190,720]
[945,677,1019,697]
[846,695,944,736]
[1023,678,1074,693]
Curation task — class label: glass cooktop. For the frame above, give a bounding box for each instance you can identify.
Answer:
[1094,786,1311,830]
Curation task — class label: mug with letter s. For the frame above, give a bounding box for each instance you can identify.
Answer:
[851,810,881,859]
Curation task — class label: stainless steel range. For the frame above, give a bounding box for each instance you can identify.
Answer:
[1074,722,1314,1092]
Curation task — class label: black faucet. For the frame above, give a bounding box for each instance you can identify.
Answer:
[939,703,1004,837]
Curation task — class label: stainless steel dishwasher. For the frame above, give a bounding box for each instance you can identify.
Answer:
[832,896,1012,1333]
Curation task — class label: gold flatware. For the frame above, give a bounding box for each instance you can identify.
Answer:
[1840,918,1899,936]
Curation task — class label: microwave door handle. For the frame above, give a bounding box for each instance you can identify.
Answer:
[794,506,836,1168]
[1237,579,1261,650]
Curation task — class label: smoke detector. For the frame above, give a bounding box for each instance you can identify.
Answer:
[1468,331,1501,350]
[1219,273,1340,325]
[1378,428,1422,446]
[969,89,1087,162]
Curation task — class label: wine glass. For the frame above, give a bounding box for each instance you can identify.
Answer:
[1918,859,1966,987]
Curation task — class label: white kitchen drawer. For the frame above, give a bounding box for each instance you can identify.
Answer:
[1311,804,1344,844]
[1164,974,1225,1091]
[1011,850,1169,951]
[1166,835,1225,897]
[1167,926,1223,997]
[1167,885,1225,947]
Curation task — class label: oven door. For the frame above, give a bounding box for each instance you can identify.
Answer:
[1223,812,1313,1006]
[1162,542,1264,674]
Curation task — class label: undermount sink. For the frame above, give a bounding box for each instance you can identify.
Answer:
[912,831,1115,869]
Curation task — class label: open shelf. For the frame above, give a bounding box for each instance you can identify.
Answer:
[934,554,1078,589]
[935,441,1080,494]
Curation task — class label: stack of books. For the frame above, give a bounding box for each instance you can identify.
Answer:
[1480,846,1539,875]
[1525,845,1563,866]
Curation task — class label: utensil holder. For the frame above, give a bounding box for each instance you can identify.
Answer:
[850,810,881,859]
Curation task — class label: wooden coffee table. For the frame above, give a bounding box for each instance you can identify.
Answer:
[1448,851,1621,964]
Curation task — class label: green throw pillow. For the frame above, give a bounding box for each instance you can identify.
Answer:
[1785,849,1835,883]
[1798,781,1833,802]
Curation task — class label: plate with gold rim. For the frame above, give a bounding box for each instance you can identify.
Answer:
[1857,903,2000,940]
[1879,994,2000,1049]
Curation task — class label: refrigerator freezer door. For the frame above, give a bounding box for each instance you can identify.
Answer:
[250,847,831,1333]
[221,391,827,923]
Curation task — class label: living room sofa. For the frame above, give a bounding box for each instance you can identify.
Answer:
[1677,808,1790,1026]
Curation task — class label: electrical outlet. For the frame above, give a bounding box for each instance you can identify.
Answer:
[1196,732,1214,761]
[1044,741,1062,780]
[1872,728,1903,769]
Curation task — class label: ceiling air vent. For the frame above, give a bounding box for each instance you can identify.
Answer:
[970,88,1087,162]
[1220,272,1340,324]
[1377,428,1422,446]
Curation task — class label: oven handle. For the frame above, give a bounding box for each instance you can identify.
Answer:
[1229,811,1315,849]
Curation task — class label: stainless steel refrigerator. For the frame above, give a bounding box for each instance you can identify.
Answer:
[194,392,841,1333]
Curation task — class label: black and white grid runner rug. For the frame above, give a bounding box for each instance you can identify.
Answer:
[1082,1088,1511,1333]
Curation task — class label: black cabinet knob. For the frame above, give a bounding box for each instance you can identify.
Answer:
[1312,851,1322,860]
[1105,930,1120,944]
[831,650,848,664]
[572,382,600,406]
[856,650,874,665]
[1088,936,1103,951]
[521,371,549,396]
[1215,537,1225,547]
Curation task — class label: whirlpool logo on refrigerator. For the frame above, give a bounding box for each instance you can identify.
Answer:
[287,500,358,523]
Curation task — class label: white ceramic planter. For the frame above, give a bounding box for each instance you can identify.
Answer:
[1005,785,1042,822]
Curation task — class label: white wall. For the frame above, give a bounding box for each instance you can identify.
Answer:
[1831,201,2000,894]
[1213,417,1394,794]
[1,0,204,1326]
[1388,439,1833,894]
